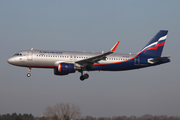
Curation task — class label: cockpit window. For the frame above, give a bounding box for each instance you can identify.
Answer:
[14,53,19,56]
[14,53,22,56]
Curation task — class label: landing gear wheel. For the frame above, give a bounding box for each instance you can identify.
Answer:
[27,73,31,77]
[79,70,89,81]
[84,74,89,79]
[80,75,85,81]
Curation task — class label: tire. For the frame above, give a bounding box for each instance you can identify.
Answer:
[27,73,31,77]
[84,74,89,79]
[80,75,85,81]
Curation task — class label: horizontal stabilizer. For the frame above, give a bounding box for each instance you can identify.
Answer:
[148,56,170,63]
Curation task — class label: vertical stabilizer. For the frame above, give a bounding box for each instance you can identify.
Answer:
[138,30,168,57]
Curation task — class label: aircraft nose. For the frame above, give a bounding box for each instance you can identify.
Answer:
[7,57,14,64]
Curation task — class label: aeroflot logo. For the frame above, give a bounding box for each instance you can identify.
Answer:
[39,51,63,54]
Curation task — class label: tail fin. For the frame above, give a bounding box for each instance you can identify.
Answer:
[138,30,168,57]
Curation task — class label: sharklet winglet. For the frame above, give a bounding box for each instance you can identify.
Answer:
[111,41,120,52]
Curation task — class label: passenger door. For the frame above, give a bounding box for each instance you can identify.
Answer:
[27,51,33,60]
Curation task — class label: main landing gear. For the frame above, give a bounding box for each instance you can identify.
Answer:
[27,67,31,77]
[80,71,89,81]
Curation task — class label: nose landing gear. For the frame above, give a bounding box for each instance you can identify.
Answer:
[27,67,32,77]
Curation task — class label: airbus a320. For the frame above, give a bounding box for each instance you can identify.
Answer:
[7,30,170,81]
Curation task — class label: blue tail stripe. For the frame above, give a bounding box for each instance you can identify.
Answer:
[138,30,168,57]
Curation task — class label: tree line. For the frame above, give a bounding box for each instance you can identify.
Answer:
[1,103,180,120]
[0,113,33,120]
[1,114,180,120]
[80,115,180,120]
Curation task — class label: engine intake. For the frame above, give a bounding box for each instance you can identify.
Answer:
[54,63,75,75]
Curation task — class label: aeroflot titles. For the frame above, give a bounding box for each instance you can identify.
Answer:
[39,51,63,54]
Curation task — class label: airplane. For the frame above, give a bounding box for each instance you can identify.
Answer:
[7,30,170,81]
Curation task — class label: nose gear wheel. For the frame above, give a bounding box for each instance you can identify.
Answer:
[27,67,32,77]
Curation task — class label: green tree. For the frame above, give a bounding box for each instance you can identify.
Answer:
[13,115,22,120]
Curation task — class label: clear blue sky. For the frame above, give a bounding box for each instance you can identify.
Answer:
[0,0,180,117]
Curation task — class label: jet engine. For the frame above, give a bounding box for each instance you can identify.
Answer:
[54,63,75,75]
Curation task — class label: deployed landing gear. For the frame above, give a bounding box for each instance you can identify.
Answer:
[27,67,32,77]
[79,71,89,81]
[80,74,89,81]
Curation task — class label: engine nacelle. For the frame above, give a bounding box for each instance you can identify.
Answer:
[54,63,75,75]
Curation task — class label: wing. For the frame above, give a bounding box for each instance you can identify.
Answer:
[75,41,120,66]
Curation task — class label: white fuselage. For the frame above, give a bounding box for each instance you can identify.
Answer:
[8,50,135,69]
